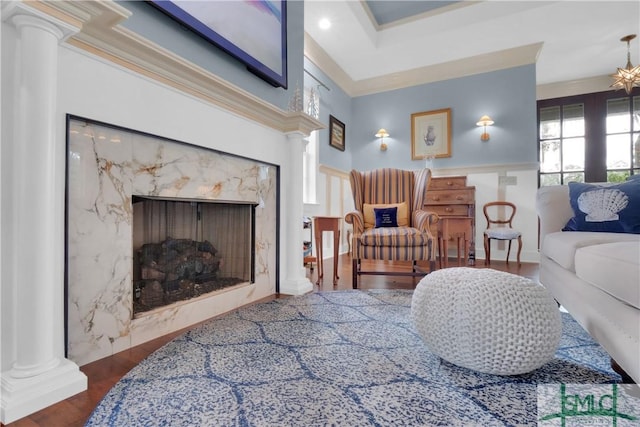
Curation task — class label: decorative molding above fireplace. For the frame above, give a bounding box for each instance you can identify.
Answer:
[21,0,323,134]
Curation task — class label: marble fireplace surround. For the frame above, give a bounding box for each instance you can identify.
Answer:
[67,117,278,366]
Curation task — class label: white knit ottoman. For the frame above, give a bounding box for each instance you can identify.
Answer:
[411,267,562,375]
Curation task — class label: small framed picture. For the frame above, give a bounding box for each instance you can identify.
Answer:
[411,108,452,159]
[329,115,346,151]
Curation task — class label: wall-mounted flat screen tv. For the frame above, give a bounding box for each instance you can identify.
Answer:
[149,0,287,89]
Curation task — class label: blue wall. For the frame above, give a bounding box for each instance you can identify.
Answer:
[116,0,536,173]
[117,1,303,111]
[350,65,537,171]
[303,58,352,172]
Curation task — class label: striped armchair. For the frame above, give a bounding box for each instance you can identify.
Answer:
[345,168,439,288]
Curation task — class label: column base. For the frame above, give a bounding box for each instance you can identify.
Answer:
[1,358,87,424]
[279,277,314,295]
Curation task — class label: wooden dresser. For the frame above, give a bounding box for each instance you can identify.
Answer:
[425,175,476,266]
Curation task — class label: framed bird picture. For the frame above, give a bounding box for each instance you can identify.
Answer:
[411,108,451,159]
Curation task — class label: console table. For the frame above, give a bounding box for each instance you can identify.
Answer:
[426,176,476,266]
[313,216,341,285]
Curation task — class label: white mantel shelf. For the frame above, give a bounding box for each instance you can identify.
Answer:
[23,0,324,135]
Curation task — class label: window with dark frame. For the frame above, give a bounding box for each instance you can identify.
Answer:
[537,88,640,187]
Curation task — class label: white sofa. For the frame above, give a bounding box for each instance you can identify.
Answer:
[536,184,640,383]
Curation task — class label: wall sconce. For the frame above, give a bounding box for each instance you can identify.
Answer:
[375,128,389,151]
[476,115,494,141]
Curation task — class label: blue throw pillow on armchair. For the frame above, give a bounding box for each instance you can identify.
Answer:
[374,207,398,228]
[563,180,640,234]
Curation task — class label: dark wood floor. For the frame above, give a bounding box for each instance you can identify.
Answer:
[4,255,538,427]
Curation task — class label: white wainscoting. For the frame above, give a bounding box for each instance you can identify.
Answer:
[303,165,353,260]
[434,163,540,264]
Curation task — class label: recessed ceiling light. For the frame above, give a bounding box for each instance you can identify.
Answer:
[318,18,331,30]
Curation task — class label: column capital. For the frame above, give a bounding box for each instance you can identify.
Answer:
[285,131,311,152]
[285,130,308,141]
[2,1,79,40]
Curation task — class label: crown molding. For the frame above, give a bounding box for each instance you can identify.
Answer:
[536,75,616,100]
[351,43,542,97]
[361,0,480,32]
[303,32,356,96]
[307,24,612,101]
[305,35,542,98]
[11,0,323,135]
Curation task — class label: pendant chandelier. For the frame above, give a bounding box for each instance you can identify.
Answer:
[610,34,640,95]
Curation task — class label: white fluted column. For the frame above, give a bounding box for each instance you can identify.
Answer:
[11,13,63,379]
[1,5,86,424]
[279,131,314,295]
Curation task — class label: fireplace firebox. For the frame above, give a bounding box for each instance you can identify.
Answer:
[132,196,255,315]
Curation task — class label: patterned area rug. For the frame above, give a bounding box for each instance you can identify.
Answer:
[86,290,620,426]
